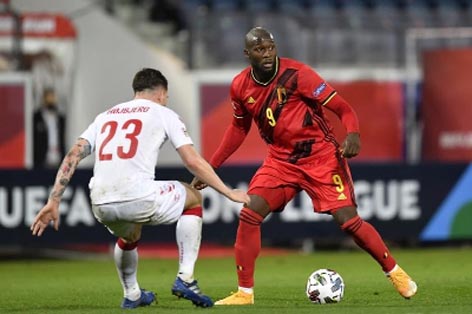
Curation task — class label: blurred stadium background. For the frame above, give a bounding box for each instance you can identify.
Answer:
[1,0,472,257]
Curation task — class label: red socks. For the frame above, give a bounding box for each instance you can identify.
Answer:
[182,205,203,217]
[234,210,395,286]
[341,216,396,272]
[117,238,138,251]
[235,208,264,288]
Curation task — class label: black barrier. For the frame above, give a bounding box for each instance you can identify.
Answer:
[1,163,471,247]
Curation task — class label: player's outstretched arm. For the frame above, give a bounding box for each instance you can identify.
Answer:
[191,114,251,190]
[323,94,361,158]
[178,144,250,204]
[31,138,92,236]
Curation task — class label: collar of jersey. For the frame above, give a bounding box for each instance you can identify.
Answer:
[251,57,279,86]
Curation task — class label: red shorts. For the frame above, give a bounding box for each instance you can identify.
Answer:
[248,151,356,213]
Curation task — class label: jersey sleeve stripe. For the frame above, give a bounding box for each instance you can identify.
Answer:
[233,113,247,119]
[321,91,337,106]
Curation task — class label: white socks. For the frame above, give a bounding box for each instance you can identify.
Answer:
[114,243,141,301]
[176,214,202,283]
[239,287,254,294]
[386,264,399,275]
[113,214,202,299]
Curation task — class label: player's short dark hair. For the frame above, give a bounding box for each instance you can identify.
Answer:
[132,68,168,93]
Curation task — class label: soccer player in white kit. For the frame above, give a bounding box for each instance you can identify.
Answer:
[31,68,250,309]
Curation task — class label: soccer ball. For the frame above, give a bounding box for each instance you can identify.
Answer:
[305,268,345,304]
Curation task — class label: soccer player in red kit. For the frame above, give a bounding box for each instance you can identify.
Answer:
[192,27,417,305]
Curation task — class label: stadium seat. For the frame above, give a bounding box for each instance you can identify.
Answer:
[307,0,344,29]
[337,0,370,29]
[402,0,436,27]
[352,29,400,66]
[202,11,251,66]
[210,0,240,11]
[433,1,463,27]
[369,0,404,29]
[181,0,210,25]
[304,26,354,66]
[241,0,274,11]
[253,13,307,61]
[338,0,367,14]
[274,0,306,15]
[182,0,209,11]
[459,0,472,26]
[185,0,472,68]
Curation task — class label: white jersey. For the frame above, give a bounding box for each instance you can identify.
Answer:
[80,99,193,204]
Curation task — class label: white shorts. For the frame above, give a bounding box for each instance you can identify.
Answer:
[91,181,186,239]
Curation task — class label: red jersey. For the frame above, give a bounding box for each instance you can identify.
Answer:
[230,57,339,164]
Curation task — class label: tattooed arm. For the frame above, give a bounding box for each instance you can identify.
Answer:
[31,138,92,236]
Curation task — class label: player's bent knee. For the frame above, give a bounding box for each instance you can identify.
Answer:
[121,224,142,243]
[245,195,271,218]
[240,207,264,225]
[182,182,203,208]
[340,215,362,234]
[331,206,358,225]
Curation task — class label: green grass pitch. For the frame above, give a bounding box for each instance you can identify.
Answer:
[1,247,472,313]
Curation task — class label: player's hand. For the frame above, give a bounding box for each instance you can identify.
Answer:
[31,201,60,236]
[340,132,360,158]
[191,177,208,190]
[227,189,251,205]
